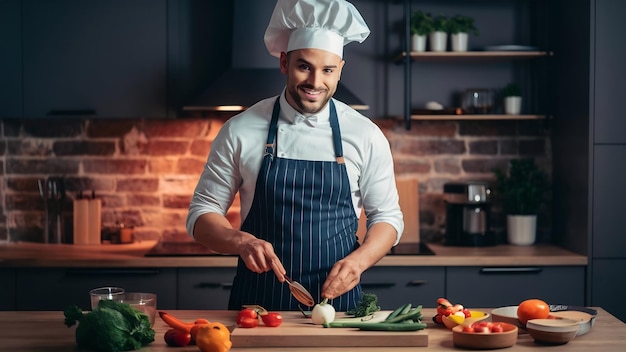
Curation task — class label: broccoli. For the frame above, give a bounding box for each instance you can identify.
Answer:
[347,292,381,317]
[64,299,155,352]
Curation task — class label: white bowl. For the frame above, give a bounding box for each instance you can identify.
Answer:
[490,306,523,329]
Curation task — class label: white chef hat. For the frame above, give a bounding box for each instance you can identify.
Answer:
[264,0,370,59]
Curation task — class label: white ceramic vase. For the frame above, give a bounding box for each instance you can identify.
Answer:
[411,34,427,52]
[507,214,537,246]
[450,32,468,52]
[504,96,522,115]
[429,31,448,52]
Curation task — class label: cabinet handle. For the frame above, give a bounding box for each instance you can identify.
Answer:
[361,282,396,289]
[66,269,161,275]
[194,282,233,289]
[480,267,543,274]
[407,280,428,287]
[47,109,96,116]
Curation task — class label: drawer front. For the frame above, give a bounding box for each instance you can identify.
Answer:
[360,267,445,310]
[16,268,177,310]
[446,266,585,307]
[177,268,236,310]
[0,269,16,310]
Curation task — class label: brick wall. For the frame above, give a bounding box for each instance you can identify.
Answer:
[0,117,551,244]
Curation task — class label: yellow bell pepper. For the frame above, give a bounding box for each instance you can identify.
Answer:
[195,322,232,352]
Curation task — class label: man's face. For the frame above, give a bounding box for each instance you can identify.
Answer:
[280,48,345,115]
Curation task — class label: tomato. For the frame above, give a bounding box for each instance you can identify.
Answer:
[463,309,471,318]
[261,312,283,327]
[490,323,504,333]
[517,299,550,325]
[237,308,259,328]
[164,329,192,347]
[434,314,443,324]
[462,325,474,333]
[237,308,258,324]
[474,325,491,333]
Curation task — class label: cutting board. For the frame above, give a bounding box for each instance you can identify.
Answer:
[230,311,428,348]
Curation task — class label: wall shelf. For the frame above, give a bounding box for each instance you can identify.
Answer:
[395,51,553,63]
[404,114,547,121]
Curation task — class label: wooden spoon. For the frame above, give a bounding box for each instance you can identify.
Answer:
[284,275,315,307]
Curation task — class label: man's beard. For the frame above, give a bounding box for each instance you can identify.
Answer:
[287,85,332,114]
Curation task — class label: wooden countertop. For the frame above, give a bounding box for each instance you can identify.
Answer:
[0,241,587,268]
[1,308,624,351]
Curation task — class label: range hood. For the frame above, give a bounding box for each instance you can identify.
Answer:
[182,0,368,112]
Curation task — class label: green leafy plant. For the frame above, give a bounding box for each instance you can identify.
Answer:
[493,158,550,215]
[502,83,522,97]
[410,10,432,36]
[448,14,479,36]
[430,14,449,32]
[64,299,155,352]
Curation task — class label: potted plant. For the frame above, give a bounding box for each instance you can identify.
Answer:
[501,83,522,115]
[493,158,550,245]
[447,14,478,52]
[410,10,432,52]
[429,14,449,52]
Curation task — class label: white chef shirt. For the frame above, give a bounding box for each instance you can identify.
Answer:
[187,91,404,244]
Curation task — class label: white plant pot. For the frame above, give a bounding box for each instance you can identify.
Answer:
[450,32,468,52]
[429,31,448,52]
[507,215,537,246]
[504,96,522,115]
[411,34,427,52]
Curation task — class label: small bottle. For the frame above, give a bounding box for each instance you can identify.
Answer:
[118,222,134,244]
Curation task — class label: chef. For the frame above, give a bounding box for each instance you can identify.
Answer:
[186,0,404,311]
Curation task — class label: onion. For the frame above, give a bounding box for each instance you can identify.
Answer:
[311,298,336,325]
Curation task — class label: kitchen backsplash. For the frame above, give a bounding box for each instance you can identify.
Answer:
[0,117,551,244]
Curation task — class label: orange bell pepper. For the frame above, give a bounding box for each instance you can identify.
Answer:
[195,322,232,352]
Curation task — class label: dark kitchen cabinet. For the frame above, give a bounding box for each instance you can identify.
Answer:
[592,146,626,257]
[591,259,626,323]
[21,0,167,118]
[177,268,236,310]
[593,0,626,144]
[15,268,177,310]
[0,0,22,118]
[360,267,444,310]
[553,0,626,323]
[0,269,16,311]
[446,266,585,307]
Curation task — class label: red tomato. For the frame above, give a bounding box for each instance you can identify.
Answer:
[164,329,192,347]
[238,316,259,328]
[434,314,443,324]
[237,308,258,325]
[463,309,471,318]
[490,323,504,333]
[462,325,474,333]
[261,312,283,327]
[474,325,491,333]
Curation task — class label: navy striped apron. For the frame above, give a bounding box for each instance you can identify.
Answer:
[228,98,362,311]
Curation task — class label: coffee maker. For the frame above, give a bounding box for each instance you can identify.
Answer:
[443,181,494,246]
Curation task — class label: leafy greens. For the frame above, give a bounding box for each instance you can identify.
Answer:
[346,292,381,317]
[64,299,155,352]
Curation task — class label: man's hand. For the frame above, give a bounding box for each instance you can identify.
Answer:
[238,237,286,278]
[320,257,363,299]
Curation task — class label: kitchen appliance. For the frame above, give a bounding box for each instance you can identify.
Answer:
[443,181,494,246]
[182,0,368,112]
